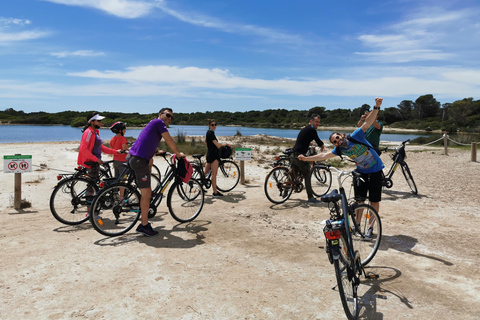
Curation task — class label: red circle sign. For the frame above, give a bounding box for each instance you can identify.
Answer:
[19,161,29,170]
[8,162,18,171]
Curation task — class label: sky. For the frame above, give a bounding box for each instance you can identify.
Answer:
[0,0,479,114]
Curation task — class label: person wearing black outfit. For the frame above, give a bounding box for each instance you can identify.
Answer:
[291,114,326,204]
[205,119,231,197]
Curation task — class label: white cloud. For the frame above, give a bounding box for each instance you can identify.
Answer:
[0,18,32,26]
[50,50,106,58]
[0,30,50,43]
[41,0,154,19]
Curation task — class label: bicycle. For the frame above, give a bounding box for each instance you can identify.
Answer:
[264,149,332,204]
[88,152,204,237]
[191,154,241,193]
[320,167,381,319]
[382,139,418,194]
[49,160,115,226]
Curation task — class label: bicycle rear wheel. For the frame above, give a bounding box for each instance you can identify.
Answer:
[216,160,240,192]
[310,165,332,197]
[167,178,204,223]
[264,166,293,204]
[334,252,361,320]
[151,163,162,182]
[89,183,141,236]
[401,163,418,194]
[50,177,98,225]
[349,203,382,266]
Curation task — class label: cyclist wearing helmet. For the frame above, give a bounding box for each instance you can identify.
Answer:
[109,121,129,177]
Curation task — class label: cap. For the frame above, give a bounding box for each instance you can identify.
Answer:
[88,114,106,122]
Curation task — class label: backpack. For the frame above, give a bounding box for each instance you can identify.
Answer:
[174,155,193,183]
[334,134,381,161]
[219,146,232,158]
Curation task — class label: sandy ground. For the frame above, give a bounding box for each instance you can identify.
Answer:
[1,139,479,319]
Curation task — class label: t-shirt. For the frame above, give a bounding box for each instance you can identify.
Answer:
[365,121,383,148]
[129,118,168,160]
[92,132,102,159]
[293,125,324,155]
[110,135,127,162]
[206,129,219,157]
[332,128,384,174]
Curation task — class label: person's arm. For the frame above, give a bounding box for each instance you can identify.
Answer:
[357,115,366,127]
[314,134,325,152]
[298,151,336,162]
[161,131,185,158]
[213,140,230,148]
[361,97,382,132]
[372,120,381,130]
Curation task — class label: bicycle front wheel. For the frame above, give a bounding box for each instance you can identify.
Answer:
[216,160,240,192]
[334,252,361,320]
[264,166,293,204]
[50,177,98,225]
[310,165,332,197]
[167,178,204,223]
[89,183,141,236]
[349,203,382,266]
[401,163,418,194]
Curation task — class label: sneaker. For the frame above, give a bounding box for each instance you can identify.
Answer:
[364,227,374,239]
[213,192,224,197]
[308,197,321,204]
[136,223,158,237]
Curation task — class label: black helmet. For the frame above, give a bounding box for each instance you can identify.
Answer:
[109,121,127,134]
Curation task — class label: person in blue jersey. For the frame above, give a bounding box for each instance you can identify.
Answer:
[298,97,384,235]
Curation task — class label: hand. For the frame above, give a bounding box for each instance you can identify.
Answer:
[375,97,383,108]
[177,152,186,158]
[360,115,367,121]
[320,145,326,152]
[298,155,306,161]
[97,159,104,165]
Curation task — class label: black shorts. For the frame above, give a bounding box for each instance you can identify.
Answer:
[354,170,382,202]
[127,155,151,189]
[206,152,220,164]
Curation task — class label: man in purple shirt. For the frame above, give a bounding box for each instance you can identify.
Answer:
[127,107,185,236]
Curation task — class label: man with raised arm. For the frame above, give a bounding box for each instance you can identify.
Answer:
[127,107,185,237]
[299,98,385,236]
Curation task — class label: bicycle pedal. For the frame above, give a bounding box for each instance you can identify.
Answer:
[365,274,379,279]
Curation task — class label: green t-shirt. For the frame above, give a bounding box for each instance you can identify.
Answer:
[365,121,383,147]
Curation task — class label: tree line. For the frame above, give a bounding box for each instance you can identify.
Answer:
[1,94,479,133]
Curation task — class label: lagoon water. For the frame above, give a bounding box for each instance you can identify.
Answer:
[0,124,427,144]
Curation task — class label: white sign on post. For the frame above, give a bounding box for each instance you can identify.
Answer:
[235,148,251,161]
[3,155,32,173]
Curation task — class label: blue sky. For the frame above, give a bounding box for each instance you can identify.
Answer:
[1,0,479,114]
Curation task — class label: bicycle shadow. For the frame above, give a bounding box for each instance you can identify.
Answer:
[209,190,246,204]
[93,220,211,248]
[53,223,93,233]
[356,266,412,319]
[268,199,329,211]
[380,234,453,266]
[382,189,428,200]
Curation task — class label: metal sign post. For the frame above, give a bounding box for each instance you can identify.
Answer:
[235,148,252,185]
[3,154,32,210]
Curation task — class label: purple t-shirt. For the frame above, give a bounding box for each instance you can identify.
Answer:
[129,118,168,160]
[92,132,102,159]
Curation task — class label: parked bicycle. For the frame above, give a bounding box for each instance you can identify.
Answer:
[382,139,418,194]
[191,154,241,193]
[321,167,381,319]
[264,149,332,204]
[88,152,204,237]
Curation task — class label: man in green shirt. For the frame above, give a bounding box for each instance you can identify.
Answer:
[357,110,383,153]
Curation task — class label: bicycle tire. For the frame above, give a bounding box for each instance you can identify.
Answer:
[310,165,332,197]
[216,160,240,192]
[50,177,98,225]
[89,183,141,237]
[334,253,360,320]
[348,203,382,266]
[167,178,204,223]
[401,163,418,194]
[264,166,293,204]
[151,163,162,182]
[192,164,210,189]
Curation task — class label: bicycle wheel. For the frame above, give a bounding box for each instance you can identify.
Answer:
[310,165,332,197]
[264,166,293,204]
[334,252,361,320]
[50,177,98,225]
[150,172,161,193]
[349,203,382,266]
[167,178,204,223]
[192,164,210,189]
[151,163,162,182]
[401,163,418,194]
[216,160,240,192]
[89,183,141,236]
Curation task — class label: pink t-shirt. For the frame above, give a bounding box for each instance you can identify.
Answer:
[110,135,127,162]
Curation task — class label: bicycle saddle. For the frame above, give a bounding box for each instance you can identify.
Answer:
[321,189,342,203]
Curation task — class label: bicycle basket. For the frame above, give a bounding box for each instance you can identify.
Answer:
[219,146,232,158]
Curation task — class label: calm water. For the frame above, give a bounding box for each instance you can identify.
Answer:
[0,124,427,143]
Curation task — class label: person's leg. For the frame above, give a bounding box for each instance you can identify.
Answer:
[139,187,152,226]
[211,159,220,194]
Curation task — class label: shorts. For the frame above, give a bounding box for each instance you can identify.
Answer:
[206,152,220,164]
[127,155,151,189]
[354,170,382,203]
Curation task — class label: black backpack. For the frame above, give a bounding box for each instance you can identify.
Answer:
[334,134,381,161]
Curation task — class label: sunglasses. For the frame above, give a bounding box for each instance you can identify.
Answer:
[163,113,173,120]
[210,123,217,127]
[331,135,342,145]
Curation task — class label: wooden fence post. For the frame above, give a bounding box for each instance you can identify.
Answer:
[472,143,477,162]
[240,160,245,185]
[14,172,22,210]
[443,131,448,156]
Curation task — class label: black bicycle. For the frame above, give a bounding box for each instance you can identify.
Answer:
[264,149,332,204]
[382,139,418,194]
[191,154,241,193]
[88,152,204,237]
[321,167,381,319]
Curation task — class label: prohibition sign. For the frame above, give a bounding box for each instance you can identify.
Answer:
[19,161,29,170]
[8,162,18,171]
